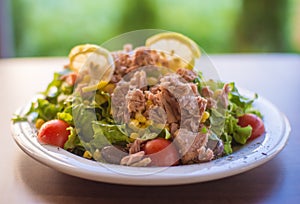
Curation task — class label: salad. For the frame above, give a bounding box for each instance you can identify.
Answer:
[13,32,265,167]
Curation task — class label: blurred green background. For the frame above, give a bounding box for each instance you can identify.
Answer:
[1,0,300,57]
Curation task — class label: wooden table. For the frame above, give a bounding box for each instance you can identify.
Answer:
[1,55,299,203]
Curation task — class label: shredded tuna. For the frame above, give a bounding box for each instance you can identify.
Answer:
[197,146,214,162]
[128,69,147,89]
[126,89,146,113]
[110,48,214,165]
[147,106,167,124]
[112,70,148,122]
[111,46,169,84]
[120,151,151,167]
[170,123,179,135]
[128,139,144,154]
[174,128,214,164]
[111,81,130,123]
[218,83,231,108]
[176,68,197,82]
[145,87,163,106]
[189,83,199,95]
[201,83,230,109]
[160,88,181,124]
[159,74,207,132]
[201,86,216,109]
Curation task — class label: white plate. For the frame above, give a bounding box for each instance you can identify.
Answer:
[11,89,290,186]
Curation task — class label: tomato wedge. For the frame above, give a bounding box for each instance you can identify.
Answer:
[144,138,179,166]
[38,119,70,148]
[238,113,265,141]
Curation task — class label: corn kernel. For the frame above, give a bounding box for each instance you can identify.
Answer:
[128,119,140,130]
[97,80,109,89]
[102,83,116,93]
[83,151,93,159]
[135,112,147,123]
[146,100,153,109]
[130,132,139,139]
[93,149,102,161]
[82,75,91,83]
[82,84,98,92]
[160,51,166,58]
[139,124,147,129]
[201,111,210,123]
[145,119,153,126]
[173,57,181,63]
[35,118,45,129]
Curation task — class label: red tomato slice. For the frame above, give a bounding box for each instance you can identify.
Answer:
[38,119,70,148]
[61,72,78,86]
[238,113,265,141]
[144,138,179,166]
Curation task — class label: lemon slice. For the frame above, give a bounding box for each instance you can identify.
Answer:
[69,44,101,72]
[145,32,201,70]
[68,44,115,83]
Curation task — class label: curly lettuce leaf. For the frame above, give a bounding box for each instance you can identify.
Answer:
[64,126,83,150]
[35,98,63,121]
[80,121,130,153]
[72,103,97,142]
[228,82,262,118]
[207,82,262,155]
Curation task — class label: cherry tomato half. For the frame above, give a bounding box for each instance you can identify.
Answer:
[38,119,70,148]
[238,113,265,141]
[144,138,179,166]
[61,72,78,86]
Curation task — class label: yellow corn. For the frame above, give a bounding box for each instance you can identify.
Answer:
[97,80,109,89]
[128,119,140,130]
[201,111,210,123]
[173,57,181,63]
[82,80,108,93]
[130,132,139,139]
[82,75,91,83]
[83,151,93,159]
[102,83,115,93]
[146,100,153,109]
[35,118,45,129]
[93,149,101,161]
[145,119,153,126]
[82,84,98,92]
[135,112,147,123]
[160,51,166,58]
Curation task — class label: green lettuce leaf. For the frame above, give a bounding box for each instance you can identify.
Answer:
[72,103,97,142]
[80,121,130,153]
[64,126,83,150]
[207,81,262,155]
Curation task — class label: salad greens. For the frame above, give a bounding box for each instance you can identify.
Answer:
[13,69,262,157]
[194,74,261,154]
[12,32,266,166]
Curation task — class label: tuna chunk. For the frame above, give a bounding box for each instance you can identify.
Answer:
[126,89,146,113]
[176,68,197,82]
[174,128,214,164]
